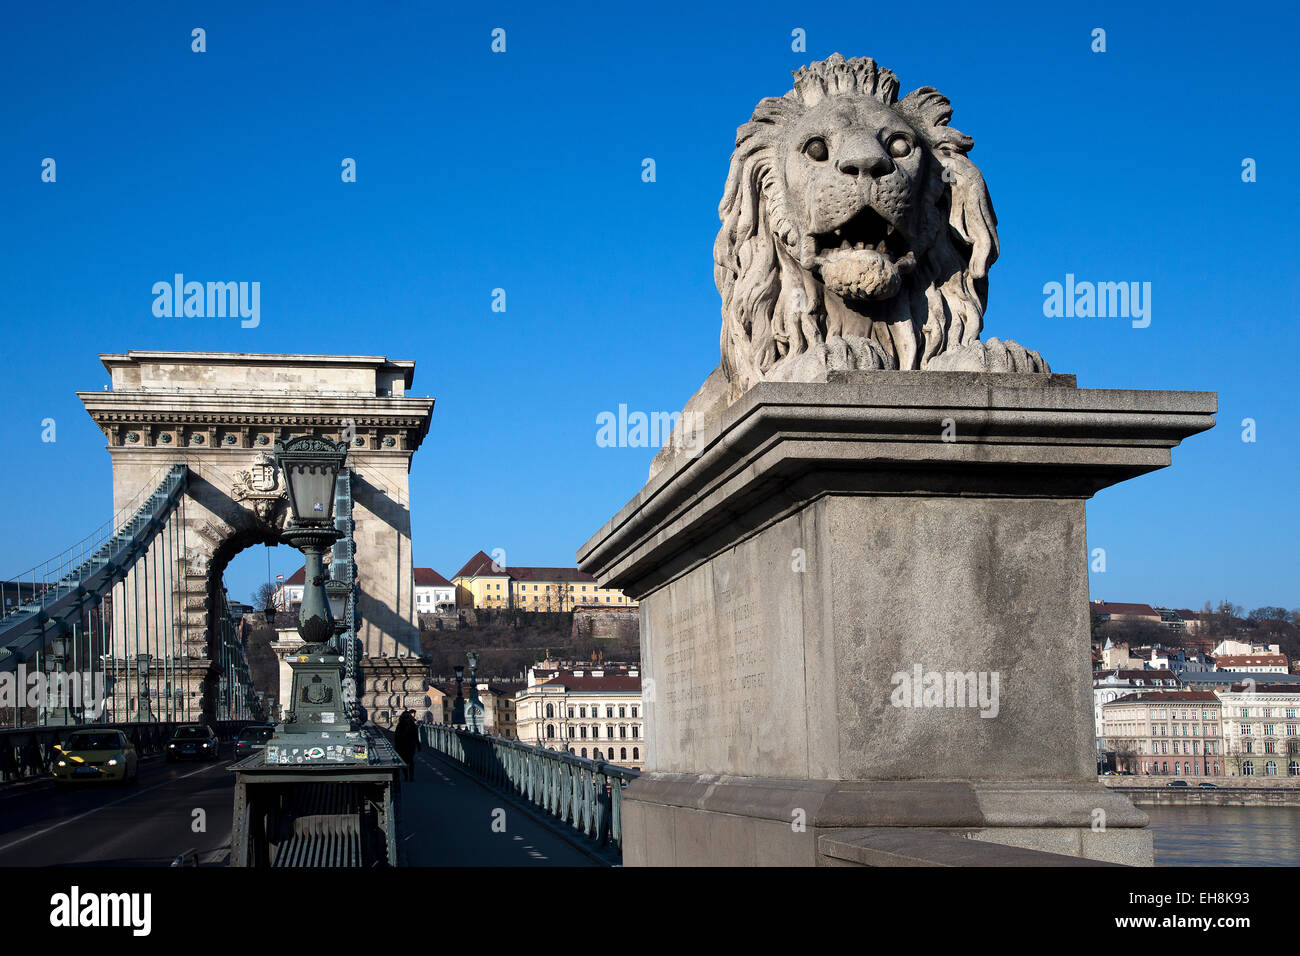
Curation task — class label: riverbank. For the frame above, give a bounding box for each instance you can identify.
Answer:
[1103,777,1300,806]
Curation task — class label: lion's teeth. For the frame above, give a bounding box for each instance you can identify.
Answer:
[854,241,865,251]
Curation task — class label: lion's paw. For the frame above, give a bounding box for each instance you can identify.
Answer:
[772,335,899,382]
[923,337,1051,374]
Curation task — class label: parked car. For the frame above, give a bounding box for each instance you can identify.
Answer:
[1167,779,1190,788]
[1198,782,1219,789]
[53,730,138,786]
[234,724,275,759]
[166,725,220,762]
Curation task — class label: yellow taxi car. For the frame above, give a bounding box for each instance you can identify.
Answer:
[53,729,139,786]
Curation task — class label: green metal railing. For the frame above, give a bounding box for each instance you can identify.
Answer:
[420,723,638,852]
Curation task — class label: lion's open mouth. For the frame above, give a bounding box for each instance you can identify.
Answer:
[808,207,916,301]
[814,207,909,260]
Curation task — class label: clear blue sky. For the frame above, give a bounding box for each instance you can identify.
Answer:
[1,1,1295,613]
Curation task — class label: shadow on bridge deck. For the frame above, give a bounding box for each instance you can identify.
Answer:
[397,751,600,867]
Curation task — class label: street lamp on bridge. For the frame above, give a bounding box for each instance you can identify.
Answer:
[275,436,348,648]
[264,436,364,764]
[229,435,403,867]
[464,650,484,734]
[136,653,153,722]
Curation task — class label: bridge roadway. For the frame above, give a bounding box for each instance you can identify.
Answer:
[0,743,596,866]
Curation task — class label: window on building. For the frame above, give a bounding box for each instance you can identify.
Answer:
[620,748,627,760]
[631,706,638,718]
[632,726,639,739]
[546,703,554,718]
[546,724,555,739]
[632,747,639,760]
[1266,760,1278,776]
[1243,760,1255,776]
[618,706,625,718]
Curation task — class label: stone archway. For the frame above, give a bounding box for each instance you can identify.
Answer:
[79,351,436,728]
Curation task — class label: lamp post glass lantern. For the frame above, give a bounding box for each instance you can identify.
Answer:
[274,436,348,648]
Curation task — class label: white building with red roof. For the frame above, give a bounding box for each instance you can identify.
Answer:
[514,661,645,769]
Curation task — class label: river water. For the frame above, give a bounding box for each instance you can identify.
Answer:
[1146,806,1300,866]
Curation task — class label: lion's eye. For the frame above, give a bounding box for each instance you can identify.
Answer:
[886,135,912,158]
[803,137,829,162]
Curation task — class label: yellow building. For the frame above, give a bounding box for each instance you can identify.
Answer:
[452,550,637,611]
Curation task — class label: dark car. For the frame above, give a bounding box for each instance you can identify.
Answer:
[1167,779,1189,788]
[166,725,220,762]
[1198,782,1219,789]
[234,724,274,759]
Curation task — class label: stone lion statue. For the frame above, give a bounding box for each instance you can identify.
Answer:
[657,56,1049,472]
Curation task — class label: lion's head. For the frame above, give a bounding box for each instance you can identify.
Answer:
[715,54,1046,392]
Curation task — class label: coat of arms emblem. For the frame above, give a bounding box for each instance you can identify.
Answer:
[232,452,289,522]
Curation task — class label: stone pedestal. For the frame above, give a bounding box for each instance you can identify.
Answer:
[578,371,1216,866]
[270,630,305,723]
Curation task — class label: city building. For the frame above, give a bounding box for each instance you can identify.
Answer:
[1213,638,1282,657]
[1091,601,1163,627]
[1152,647,1214,673]
[1217,683,1300,777]
[1093,669,1181,753]
[451,550,637,611]
[514,662,645,769]
[1102,690,1224,777]
[281,565,457,615]
[414,568,456,613]
[1175,671,1300,692]
[1213,653,1289,674]
[273,568,306,611]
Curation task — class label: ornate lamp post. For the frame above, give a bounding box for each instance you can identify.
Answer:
[275,436,347,647]
[452,664,465,726]
[465,650,484,734]
[136,653,153,722]
[263,436,367,765]
[324,578,351,638]
[43,637,68,725]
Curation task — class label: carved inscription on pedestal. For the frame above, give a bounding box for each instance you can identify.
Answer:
[656,571,771,772]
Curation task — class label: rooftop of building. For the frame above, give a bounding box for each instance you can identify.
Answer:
[453,550,597,583]
[1215,654,1289,667]
[414,568,452,588]
[1091,601,1160,617]
[1106,690,1221,705]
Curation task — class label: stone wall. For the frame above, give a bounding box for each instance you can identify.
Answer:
[572,606,639,642]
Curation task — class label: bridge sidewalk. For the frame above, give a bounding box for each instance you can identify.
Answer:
[397,751,598,866]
